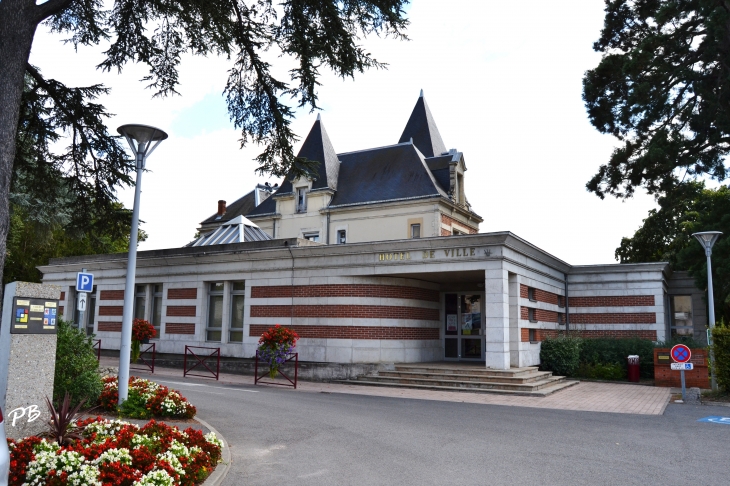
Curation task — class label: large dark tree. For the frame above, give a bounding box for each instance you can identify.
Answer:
[616,182,730,323]
[0,0,408,289]
[583,1,730,199]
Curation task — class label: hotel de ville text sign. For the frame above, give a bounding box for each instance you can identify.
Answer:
[377,247,494,262]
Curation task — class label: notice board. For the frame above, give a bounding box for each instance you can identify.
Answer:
[11,297,59,334]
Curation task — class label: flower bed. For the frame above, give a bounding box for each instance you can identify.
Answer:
[100,377,197,420]
[8,418,223,486]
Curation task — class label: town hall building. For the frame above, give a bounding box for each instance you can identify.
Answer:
[38,93,707,371]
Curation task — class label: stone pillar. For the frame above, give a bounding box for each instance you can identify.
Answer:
[484,266,510,370]
[0,282,61,439]
[508,273,520,368]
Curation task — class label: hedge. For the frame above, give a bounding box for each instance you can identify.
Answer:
[579,338,655,379]
[711,326,730,392]
[539,336,672,380]
[538,336,581,377]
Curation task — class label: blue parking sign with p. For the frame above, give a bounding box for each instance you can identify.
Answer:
[76,272,94,292]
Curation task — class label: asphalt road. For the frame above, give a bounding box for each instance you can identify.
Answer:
[149,376,729,486]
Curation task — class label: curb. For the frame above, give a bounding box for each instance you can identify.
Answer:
[198,416,231,486]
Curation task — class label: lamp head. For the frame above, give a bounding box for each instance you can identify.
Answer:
[117,124,168,145]
[117,124,168,168]
[692,231,722,254]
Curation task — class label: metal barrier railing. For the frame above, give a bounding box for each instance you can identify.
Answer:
[130,342,156,374]
[92,339,101,361]
[255,351,298,389]
[183,345,220,380]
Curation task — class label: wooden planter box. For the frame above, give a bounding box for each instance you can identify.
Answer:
[653,348,710,388]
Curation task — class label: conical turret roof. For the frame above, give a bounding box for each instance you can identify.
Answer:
[397,91,447,158]
[297,115,340,190]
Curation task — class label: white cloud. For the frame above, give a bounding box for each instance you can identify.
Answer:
[28,1,656,264]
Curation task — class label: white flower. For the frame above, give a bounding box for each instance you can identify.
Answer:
[94,448,133,465]
[23,445,100,486]
[132,469,175,486]
[204,432,223,449]
[156,450,184,477]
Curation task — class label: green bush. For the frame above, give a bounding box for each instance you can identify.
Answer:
[576,362,626,380]
[711,326,730,392]
[654,337,706,349]
[539,336,581,377]
[54,319,102,407]
[579,338,655,378]
[118,388,152,419]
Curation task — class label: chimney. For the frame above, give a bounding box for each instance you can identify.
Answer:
[217,200,226,216]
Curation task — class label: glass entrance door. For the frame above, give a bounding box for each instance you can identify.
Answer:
[444,293,484,361]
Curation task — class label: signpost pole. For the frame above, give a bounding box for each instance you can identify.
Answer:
[680,369,686,401]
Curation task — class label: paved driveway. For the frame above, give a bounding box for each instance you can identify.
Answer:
[128,367,728,486]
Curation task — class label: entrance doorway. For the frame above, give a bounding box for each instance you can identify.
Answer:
[444,293,484,361]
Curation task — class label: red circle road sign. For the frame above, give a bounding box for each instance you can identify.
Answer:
[671,344,692,363]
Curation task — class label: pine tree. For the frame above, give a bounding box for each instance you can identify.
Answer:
[0,0,408,289]
[583,1,730,199]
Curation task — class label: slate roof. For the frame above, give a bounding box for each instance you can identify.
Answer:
[329,142,446,207]
[246,94,482,219]
[201,190,257,225]
[247,117,338,218]
[397,93,447,158]
[298,116,340,191]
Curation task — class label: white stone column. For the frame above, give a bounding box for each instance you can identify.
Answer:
[508,273,520,367]
[484,265,510,370]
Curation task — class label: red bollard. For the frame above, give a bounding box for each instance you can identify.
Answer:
[627,355,640,382]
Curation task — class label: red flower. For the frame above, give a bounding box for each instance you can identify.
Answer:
[132,319,156,341]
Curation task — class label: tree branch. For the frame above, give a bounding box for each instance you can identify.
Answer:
[34,0,75,23]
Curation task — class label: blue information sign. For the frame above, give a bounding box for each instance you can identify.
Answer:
[76,272,94,292]
[697,416,730,425]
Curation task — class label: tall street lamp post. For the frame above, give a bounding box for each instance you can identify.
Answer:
[117,124,168,403]
[692,231,722,392]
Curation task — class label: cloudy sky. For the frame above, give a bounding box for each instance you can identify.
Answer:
[28,1,660,265]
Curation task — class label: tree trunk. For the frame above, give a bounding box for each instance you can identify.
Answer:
[0,0,39,294]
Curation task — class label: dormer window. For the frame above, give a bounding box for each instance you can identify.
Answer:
[296,187,307,213]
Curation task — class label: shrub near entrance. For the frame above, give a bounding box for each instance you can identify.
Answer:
[539,336,581,377]
[579,338,655,379]
[712,326,730,392]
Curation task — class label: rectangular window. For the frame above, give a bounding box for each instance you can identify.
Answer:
[411,223,421,239]
[527,287,536,302]
[528,308,537,323]
[150,284,163,336]
[558,295,565,308]
[558,313,565,325]
[229,281,245,343]
[528,328,536,342]
[296,187,307,213]
[303,232,320,242]
[337,230,347,244]
[670,295,694,338]
[207,282,224,342]
[134,285,146,320]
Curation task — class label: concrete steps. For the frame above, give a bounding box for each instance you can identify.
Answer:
[335,364,580,397]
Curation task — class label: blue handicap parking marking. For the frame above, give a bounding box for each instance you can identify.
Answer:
[697,416,730,425]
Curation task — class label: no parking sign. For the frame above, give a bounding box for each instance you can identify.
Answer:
[671,344,692,402]
[671,344,691,363]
